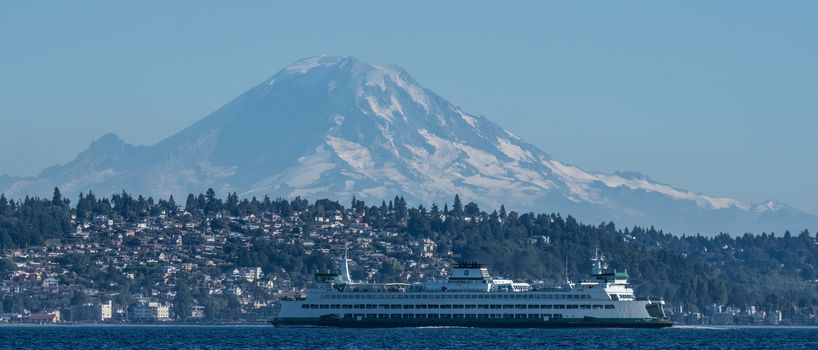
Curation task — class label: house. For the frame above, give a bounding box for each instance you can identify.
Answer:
[130,302,171,321]
[70,301,112,322]
[41,277,59,288]
[28,311,61,323]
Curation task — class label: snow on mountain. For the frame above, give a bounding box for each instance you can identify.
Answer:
[2,55,816,235]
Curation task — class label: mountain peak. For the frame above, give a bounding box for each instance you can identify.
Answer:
[90,133,127,149]
[3,57,816,235]
[275,55,416,86]
[281,55,359,74]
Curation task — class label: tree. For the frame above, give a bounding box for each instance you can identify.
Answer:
[173,280,194,321]
[452,194,463,217]
[168,195,177,214]
[464,202,480,217]
[204,188,220,215]
[51,187,63,207]
[185,194,197,212]
[226,192,240,216]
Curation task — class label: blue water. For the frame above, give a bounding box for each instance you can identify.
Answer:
[1,325,817,349]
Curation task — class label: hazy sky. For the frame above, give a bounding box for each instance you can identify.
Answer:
[1,1,817,215]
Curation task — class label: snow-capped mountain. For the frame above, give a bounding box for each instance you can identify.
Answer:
[3,55,816,235]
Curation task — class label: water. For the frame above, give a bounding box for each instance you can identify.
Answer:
[1,325,817,349]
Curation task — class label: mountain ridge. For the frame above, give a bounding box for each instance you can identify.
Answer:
[3,55,816,235]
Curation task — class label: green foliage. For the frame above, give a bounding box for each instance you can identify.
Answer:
[2,188,817,312]
[0,194,72,248]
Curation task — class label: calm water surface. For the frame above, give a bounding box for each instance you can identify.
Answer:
[1,325,817,349]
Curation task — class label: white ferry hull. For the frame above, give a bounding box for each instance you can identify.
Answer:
[271,316,672,328]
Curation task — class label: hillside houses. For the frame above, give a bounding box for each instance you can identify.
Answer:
[0,201,449,323]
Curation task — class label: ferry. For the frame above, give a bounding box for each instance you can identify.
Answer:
[271,250,671,328]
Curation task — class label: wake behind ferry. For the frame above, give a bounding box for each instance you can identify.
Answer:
[271,250,671,328]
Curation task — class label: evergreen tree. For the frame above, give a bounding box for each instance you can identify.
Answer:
[452,194,463,217]
[226,192,240,216]
[168,195,177,214]
[430,203,440,217]
[185,194,197,213]
[51,187,63,207]
[204,188,220,215]
[173,279,194,321]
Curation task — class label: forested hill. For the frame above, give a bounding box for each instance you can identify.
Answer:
[2,188,818,312]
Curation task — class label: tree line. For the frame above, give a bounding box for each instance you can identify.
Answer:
[1,187,817,312]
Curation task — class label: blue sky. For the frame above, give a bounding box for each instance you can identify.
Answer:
[1,1,817,214]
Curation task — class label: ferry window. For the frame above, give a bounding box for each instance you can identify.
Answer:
[605,305,615,309]
[403,305,414,309]
[490,305,501,309]
[320,304,329,309]
[515,304,526,309]
[354,304,365,309]
[390,305,401,309]
[478,314,488,319]
[580,305,591,309]
[331,305,341,309]
[441,305,452,309]
[453,305,464,309]
[428,314,439,319]
[465,305,476,309]
[301,304,308,309]
[592,305,602,309]
[367,304,377,309]
[309,304,319,309]
[502,305,513,309]
[417,304,427,309]
[528,305,539,309]
[566,295,573,299]
[429,305,439,309]
[542,305,552,309]
[503,314,514,319]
